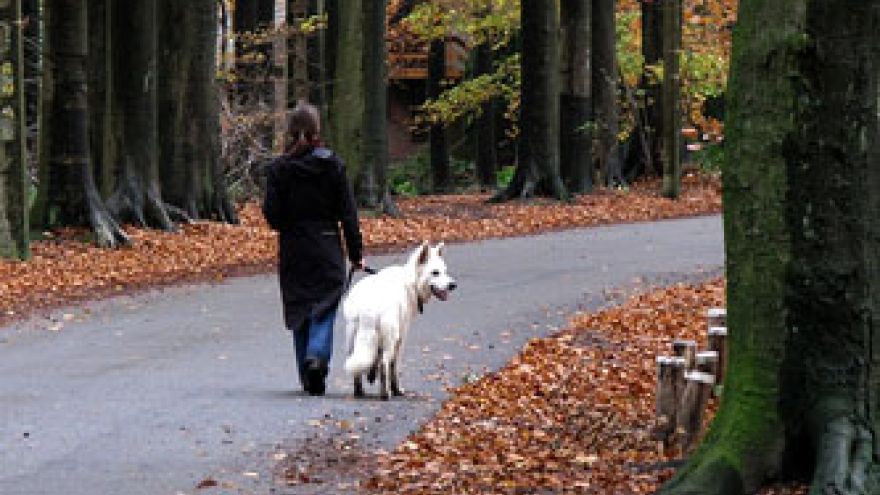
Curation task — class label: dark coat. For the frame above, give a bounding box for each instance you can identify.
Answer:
[262,147,363,331]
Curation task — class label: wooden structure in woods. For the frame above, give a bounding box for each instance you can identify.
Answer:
[386,1,468,80]
[653,307,727,452]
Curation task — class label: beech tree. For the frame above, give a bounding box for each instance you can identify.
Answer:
[427,37,450,193]
[660,1,880,493]
[559,0,592,194]
[494,0,566,201]
[42,0,129,247]
[592,0,622,187]
[0,0,28,259]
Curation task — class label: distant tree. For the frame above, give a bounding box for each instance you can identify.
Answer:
[474,41,497,191]
[659,1,880,493]
[592,0,622,187]
[660,0,681,199]
[559,0,592,194]
[640,0,663,176]
[42,0,128,247]
[0,0,29,259]
[493,0,566,201]
[361,0,398,214]
[427,38,450,193]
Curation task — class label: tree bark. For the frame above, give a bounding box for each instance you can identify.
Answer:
[43,0,128,247]
[658,1,880,493]
[360,0,398,215]
[427,38,450,193]
[327,0,364,186]
[640,0,663,176]
[493,0,566,201]
[559,0,593,194]
[474,42,497,191]
[592,0,622,187]
[0,0,29,259]
[106,0,174,230]
[660,0,681,199]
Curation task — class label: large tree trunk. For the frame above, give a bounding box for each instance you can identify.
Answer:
[640,0,663,176]
[43,0,128,247]
[658,1,880,494]
[493,0,566,201]
[0,0,29,259]
[660,0,681,199]
[474,41,497,191]
[559,0,593,194]
[592,0,622,187]
[87,0,115,199]
[106,0,174,230]
[327,0,364,186]
[427,38,450,193]
[360,0,398,215]
[158,0,236,223]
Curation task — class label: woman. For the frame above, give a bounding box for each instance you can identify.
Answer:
[262,101,364,396]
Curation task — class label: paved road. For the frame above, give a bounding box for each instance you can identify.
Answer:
[0,216,723,495]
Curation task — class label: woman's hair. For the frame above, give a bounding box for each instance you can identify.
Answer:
[286,100,322,156]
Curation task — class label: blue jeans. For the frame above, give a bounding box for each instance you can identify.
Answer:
[292,307,337,385]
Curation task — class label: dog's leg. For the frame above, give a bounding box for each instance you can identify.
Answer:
[353,373,365,398]
[378,361,390,401]
[367,346,381,384]
[390,342,404,396]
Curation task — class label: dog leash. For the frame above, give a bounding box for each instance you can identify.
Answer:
[345,264,377,293]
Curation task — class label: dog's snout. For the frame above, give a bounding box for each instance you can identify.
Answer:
[448,281,458,291]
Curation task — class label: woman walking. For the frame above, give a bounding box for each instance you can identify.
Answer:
[262,101,364,395]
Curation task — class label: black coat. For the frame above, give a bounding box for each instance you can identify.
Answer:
[262,147,363,331]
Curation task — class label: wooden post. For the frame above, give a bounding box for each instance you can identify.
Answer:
[707,307,726,327]
[708,326,728,385]
[696,350,719,380]
[676,370,715,451]
[654,356,686,443]
[672,339,697,370]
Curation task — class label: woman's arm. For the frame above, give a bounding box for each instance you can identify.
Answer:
[336,160,364,264]
[262,163,284,231]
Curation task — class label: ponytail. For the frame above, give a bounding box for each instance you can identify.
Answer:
[286,101,323,156]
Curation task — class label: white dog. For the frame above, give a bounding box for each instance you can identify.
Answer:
[343,242,457,400]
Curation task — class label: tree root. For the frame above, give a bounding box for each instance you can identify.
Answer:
[809,416,877,495]
[87,189,130,248]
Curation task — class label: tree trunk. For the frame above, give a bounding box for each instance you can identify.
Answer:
[327,0,364,186]
[288,0,308,102]
[307,0,327,121]
[559,0,593,194]
[106,0,174,230]
[641,0,663,176]
[427,38,450,193]
[360,0,398,215]
[493,0,566,201]
[660,0,681,199]
[592,0,621,187]
[0,0,29,259]
[272,0,288,153]
[658,1,880,494]
[87,0,115,200]
[44,0,128,247]
[474,42,497,191]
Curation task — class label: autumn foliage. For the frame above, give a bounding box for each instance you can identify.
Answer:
[0,177,719,326]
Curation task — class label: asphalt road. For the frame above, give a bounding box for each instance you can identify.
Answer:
[0,216,723,495]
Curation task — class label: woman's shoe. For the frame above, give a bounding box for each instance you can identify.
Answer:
[304,357,327,396]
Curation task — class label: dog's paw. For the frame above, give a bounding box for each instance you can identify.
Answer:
[379,392,390,401]
[391,387,405,397]
[353,388,365,398]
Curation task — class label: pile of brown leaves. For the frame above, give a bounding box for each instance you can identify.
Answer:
[0,175,720,325]
[362,280,807,495]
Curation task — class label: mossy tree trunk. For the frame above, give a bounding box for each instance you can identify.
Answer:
[327,0,363,188]
[106,0,175,230]
[660,0,681,199]
[559,0,593,194]
[494,0,566,201]
[592,0,622,187]
[0,0,29,259]
[658,1,880,494]
[43,0,128,247]
[427,37,450,193]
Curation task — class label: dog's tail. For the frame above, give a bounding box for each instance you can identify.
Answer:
[344,315,379,375]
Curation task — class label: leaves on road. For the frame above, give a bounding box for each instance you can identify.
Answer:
[358,279,805,495]
[0,176,719,326]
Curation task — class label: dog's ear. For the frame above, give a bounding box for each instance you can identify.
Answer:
[416,241,431,266]
[435,242,445,257]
